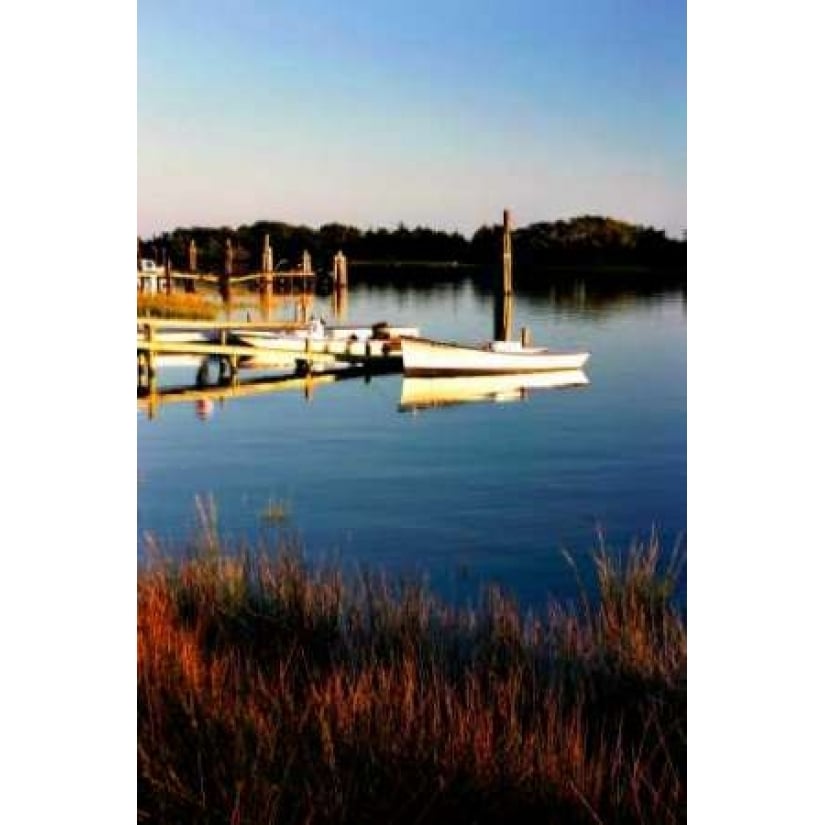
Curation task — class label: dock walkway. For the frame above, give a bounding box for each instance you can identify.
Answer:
[137,318,403,392]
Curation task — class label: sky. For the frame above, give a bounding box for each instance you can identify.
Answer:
[138,0,686,238]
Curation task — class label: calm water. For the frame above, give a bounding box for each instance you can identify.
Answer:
[137,278,686,608]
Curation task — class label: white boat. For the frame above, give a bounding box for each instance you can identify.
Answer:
[236,322,419,346]
[400,336,590,376]
[235,323,419,367]
[399,370,589,412]
[325,323,420,341]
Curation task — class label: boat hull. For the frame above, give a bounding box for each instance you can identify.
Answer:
[235,334,406,369]
[401,336,590,376]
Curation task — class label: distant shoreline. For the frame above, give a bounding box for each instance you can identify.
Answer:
[138,215,686,282]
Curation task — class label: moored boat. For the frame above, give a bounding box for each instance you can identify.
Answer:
[400,336,590,376]
[235,322,419,367]
[325,323,420,341]
[236,322,419,347]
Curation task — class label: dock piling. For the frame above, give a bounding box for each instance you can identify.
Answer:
[260,234,274,297]
[502,209,513,295]
[333,251,348,289]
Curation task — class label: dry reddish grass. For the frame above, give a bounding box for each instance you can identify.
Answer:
[137,292,218,320]
[138,537,685,824]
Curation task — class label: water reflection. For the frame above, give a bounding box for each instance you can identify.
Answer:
[139,279,684,608]
[137,365,394,420]
[398,370,589,413]
[195,398,214,420]
[139,361,591,421]
[176,274,684,328]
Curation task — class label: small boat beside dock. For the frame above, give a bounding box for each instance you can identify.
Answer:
[137,318,418,391]
[400,336,590,377]
[232,321,420,368]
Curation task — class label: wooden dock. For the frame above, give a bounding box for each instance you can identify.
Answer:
[138,242,348,296]
[137,318,403,394]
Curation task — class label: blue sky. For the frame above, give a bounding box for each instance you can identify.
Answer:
[138,0,685,237]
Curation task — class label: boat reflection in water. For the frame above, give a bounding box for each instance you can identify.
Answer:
[138,366,589,421]
[398,370,589,413]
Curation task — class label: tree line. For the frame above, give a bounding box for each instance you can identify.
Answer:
[138,216,686,280]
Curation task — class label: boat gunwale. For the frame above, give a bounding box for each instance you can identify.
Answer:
[400,335,590,359]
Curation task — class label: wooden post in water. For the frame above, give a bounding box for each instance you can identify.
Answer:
[186,239,198,293]
[502,209,513,295]
[260,234,274,297]
[521,326,532,347]
[333,251,348,289]
[302,249,312,293]
[494,291,513,342]
[221,238,234,302]
[224,238,234,276]
[259,290,273,321]
[494,210,514,341]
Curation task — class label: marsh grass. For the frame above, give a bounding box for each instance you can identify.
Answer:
[138,533,686,824]
[137,293,219,320]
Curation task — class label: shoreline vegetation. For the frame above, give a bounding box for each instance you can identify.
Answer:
[136,293,219,320]
[138,524,686,824]
[137,215,686,287]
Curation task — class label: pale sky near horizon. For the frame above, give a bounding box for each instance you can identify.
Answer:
[138,0,685,239]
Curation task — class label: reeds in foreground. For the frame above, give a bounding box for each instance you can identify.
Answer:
[138,536,685,824]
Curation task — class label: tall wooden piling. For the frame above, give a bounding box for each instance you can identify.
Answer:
[302,249,312,292]
[224,238,234,276]
[494,210,514,340]
[263,234,273,273]
[494,291,513,342]
[220,238,234,301]
[502,208,513,295]
[260,234,274,297]
[186,239,198,292]
[259,290,273,321]
[333,251,348,289]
